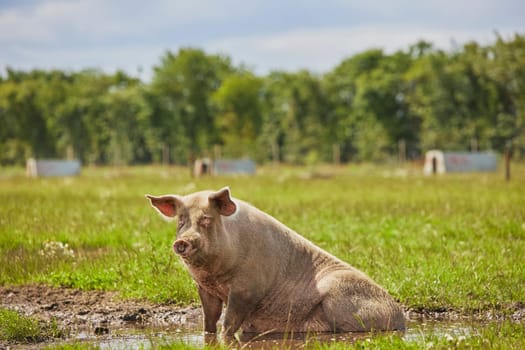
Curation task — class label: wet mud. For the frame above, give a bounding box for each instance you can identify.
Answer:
[0,285,201,330]
[1,285,524,349]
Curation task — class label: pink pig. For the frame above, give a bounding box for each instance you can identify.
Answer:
[146,187,405,337]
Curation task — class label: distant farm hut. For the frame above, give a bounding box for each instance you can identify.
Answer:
[193,158,256,177]
[193,158,213,177]
[26,158,81,177]
[423,150,497,175]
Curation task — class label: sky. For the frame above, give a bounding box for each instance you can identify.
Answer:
[1,0,524,81]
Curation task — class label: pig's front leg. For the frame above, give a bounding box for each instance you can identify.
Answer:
[222,290,258,337]
[198,286,223,333]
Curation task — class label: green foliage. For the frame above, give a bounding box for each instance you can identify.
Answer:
[212,72,263,158]
[0,165,524,348]
[1,164,524,311]
[149,48,234,163]
[261,70,330,163]
[311,321,525,349]
[0,308,63,342]
[2,35,524,165]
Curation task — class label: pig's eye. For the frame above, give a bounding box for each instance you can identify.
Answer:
[199,216,212,228]
[177,217,185,230]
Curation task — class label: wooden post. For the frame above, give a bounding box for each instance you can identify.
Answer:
[188,151,195,177]
[505,146,512,182]
[272,142,279,165]
[162,144,170,165]
[213,144,222,161]
[332,143,341,165]
[113,145,122,167]
[470,138,478,152]
[398,139,406,163]
[66,145,74,160]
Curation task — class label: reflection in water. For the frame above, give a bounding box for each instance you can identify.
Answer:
[236,330,398,349]
[72,319,476,349]
[403,319,474,343]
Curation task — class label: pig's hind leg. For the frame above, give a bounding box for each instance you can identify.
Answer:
[318,272,402,332]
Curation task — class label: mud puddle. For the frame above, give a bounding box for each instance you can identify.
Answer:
[1,285,523,349]
[27,319,478,349]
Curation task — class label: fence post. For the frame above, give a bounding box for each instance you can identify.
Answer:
[332,143,341,165]
[162,144,170,165]
[214,144,222,161]
[398,139,406,163]
[505,143,512,182]
[272,142,279,165]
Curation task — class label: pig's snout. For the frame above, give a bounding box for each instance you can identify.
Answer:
[173,239,193,256]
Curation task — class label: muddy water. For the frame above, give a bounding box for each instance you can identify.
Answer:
[5,286,522,349]
[40,319,478,349]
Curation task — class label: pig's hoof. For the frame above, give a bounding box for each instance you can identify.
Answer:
[204,333,218,345]
[221,333,240,346]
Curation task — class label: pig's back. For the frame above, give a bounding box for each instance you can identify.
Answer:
[228,200,366,279]
[224,201,384,331]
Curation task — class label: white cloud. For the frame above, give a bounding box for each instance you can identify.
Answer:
[0,0,261,45]
[208,25,521,74]
[0,0,123,45]
[335,0,517,23]
[0,0,523,78]
[157,0,260,23]
[0,6,55,42]
[4,24,519,80]
[0,43,164,81]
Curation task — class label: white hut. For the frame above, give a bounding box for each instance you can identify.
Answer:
[26,158,81,177]
[423,150,497,175]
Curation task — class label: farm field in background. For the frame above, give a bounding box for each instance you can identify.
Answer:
[0,163,524,348]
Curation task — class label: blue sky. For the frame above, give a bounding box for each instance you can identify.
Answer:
[1,0,524,80]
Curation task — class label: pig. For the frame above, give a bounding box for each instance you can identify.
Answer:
[146,187,405,337]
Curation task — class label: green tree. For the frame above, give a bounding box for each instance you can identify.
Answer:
[325,49,399,161]
[352,50,419,159]
[0,70,55,164]
[101,84,152,165]
[60,70,137,164]
[485,34,525,156]
[212,72,263,159]
[404,48,478,152]
[150,48,234,163]
[2,35,525,166]
[260,71,329,164]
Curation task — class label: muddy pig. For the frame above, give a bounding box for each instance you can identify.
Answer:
[146,187,405,336]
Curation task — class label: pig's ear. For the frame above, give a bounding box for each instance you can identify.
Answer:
[209,187,236,216]
[146,194,182,219]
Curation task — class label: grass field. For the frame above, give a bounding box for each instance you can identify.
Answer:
[1,163,524,348]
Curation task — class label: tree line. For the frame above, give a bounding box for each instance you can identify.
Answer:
[1,34,524,166]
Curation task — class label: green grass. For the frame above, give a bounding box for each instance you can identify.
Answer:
[1,163,524,347]
[1,164,524,309]
[0,308,64,343]
[320,321,525,349]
